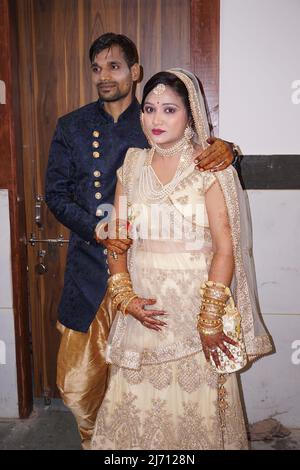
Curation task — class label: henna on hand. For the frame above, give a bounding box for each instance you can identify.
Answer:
[194,137,234,172]
[126,297,168,331]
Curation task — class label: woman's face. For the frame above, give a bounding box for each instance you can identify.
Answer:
[143,85,189,148]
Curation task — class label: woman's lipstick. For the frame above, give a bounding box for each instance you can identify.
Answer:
[152,129,166,136]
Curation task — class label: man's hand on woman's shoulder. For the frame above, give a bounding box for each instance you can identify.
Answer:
[194,137,234,172]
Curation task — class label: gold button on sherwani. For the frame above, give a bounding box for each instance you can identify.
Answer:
[95,192,102,200]
[94,181,101,188]
[93,131,100,138]
[93,152,100,159]
[92,141,100,149]
[93,170,101,177]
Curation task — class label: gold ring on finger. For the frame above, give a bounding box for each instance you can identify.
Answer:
[110,251,118,260]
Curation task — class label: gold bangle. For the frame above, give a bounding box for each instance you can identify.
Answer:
[203,280,227,289]
[198,324,222,332]
[201,300,224,310]
[121,294,138,315]
[202,299,225,308]
[204,290,229,302]
[200,304,225,317]
[108,272,131,285]
[198,321,223,331]
[109,280,132,292]
[112,291,133,310]
[198,318,222,327]
[110,284,132,295]
[200,281,231,297]
[108,272,137,314]
[199,311,222,320]
[108,279,132,293]
[110,288,132,303]
[198,325,223,336]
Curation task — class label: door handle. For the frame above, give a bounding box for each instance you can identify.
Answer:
[35,195,43,228]
[35,249,48,275]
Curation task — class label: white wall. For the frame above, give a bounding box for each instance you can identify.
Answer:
[0,189,19,418]
[220,0,300,155]
[243,191,300,427]
[220,0,300,427]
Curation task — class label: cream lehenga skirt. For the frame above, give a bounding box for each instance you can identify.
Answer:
[91,351,248,450]
[91,247,248,450]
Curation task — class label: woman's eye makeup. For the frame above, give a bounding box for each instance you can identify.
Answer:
[165,107,176,113]
[144,105,178,113]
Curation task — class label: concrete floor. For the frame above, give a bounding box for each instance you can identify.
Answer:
[0,400,81,450]
[0,399,299,450]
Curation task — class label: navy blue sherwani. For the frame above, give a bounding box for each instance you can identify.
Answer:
[45,98,148,333]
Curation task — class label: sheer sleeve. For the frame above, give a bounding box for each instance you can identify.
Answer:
[116,147,138,187]
[116,166,123,185]
[213,167,273,360]
[203,171,217,193]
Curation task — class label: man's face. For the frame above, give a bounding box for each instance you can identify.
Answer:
[91,45,139,102]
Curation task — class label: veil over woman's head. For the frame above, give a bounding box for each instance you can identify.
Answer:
[167,69,211,149]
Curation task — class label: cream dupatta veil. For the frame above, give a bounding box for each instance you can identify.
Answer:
[168,68,273,361]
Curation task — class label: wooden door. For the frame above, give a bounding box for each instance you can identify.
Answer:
[0,0,33,418]
[14,0,219,400]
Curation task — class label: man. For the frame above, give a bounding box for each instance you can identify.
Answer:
[45,33,239,449]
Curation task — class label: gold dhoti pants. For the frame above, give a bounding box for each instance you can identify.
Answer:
[56,291,113,450]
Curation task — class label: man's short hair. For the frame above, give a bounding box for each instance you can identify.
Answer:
[89,33,139,68]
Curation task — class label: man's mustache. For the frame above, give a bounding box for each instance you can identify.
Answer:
[97,82,118,89]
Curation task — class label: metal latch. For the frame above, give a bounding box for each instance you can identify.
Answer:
[28,233,69,247]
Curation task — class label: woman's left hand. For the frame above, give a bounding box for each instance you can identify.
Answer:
[194,137,233,172]
[200,331,238,368]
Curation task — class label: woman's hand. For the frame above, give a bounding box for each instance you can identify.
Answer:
[200,332,238,368]
[98,236,131,254]
[94,218,132,254]
[126,297,167,331]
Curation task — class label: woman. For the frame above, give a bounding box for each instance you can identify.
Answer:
[91,69,273,450]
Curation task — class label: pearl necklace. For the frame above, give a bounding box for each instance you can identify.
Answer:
[138,142,194,204]
[152,133,192,158]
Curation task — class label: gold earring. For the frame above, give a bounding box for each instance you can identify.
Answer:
[184,126,194,140]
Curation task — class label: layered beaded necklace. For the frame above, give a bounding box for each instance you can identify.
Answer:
[151,132,192,158]
[138,137,194,204]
